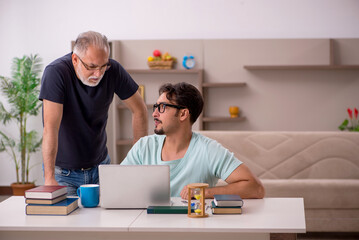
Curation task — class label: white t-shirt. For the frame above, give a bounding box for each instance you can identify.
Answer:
[121,132,242,197]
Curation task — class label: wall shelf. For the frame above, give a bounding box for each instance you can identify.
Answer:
[243,65,359,70]
[202,82,246,88]
[118,104,153,110]
[127,69,202,74]
[243,39,359,70]
[202,81,247,128]
[202,116,246,122]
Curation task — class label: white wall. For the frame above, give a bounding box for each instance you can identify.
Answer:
[0,0,359,185]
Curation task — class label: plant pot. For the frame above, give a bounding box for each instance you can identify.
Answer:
[10,182,36,196]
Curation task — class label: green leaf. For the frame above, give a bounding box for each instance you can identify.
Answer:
[0,54,42,183]
[338,119,349,131]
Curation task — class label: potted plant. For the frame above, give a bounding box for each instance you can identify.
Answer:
[338,108,359,132]
[0,54,42,195]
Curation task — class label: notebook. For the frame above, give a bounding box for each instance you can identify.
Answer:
[99,165,171,209]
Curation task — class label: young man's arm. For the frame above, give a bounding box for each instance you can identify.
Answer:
[180,164,265,199]
[205,164,265,199]
[42,100,63,185]
[122,91,148,143]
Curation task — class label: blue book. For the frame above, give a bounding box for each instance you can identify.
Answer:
[26,197,79,215]
[213,194,243,207]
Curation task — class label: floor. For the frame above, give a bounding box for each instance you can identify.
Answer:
[0,195,357,240]
[297,232,359,240]
[0,195,9,202]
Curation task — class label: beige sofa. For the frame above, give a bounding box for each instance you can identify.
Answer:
[198,131,359,232]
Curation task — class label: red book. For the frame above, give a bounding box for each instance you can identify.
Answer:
[25,185,67,199]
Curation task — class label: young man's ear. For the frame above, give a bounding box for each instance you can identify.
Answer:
[179,109,190,121]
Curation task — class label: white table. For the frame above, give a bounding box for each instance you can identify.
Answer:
[0,197,306,240]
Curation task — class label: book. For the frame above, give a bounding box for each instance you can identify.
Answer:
[211,201,242,214]
[25,194,67,205]
[147,206,194,214]
[25,185,67,199]
[213,194,243,207]
[25,197,79,215]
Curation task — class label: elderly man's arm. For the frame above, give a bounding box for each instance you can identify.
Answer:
[42,100,63,186]
[122,91,148,143]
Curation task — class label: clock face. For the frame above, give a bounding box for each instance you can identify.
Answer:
[183,56,195,69]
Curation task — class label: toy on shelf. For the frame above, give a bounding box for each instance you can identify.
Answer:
[187,183,209,218]
[182,55,195,69]
[147,50,176,70]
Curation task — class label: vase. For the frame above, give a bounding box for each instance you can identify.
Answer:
[10,182,36,196]
[229,106,240,118]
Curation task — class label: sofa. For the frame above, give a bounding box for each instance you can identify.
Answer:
[198,131,359,232]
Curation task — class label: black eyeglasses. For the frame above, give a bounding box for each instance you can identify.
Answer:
[153,102,185,113]
[76,54,111,72]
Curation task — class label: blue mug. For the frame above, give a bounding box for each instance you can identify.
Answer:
[77,184,99,208]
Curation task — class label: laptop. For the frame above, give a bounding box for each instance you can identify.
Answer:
[99,165,171,209]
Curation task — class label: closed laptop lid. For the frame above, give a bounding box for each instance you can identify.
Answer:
[99,165,171,209]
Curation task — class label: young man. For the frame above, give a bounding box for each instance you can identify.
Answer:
[121,82,264,199]
[39,31,148,195]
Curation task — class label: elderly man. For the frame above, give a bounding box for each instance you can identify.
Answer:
[121,82,264,199]
[39,31,148,195]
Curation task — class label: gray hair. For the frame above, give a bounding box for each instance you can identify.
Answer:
[73,31,110,57]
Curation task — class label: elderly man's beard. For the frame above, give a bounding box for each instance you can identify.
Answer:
[77,67,104,87]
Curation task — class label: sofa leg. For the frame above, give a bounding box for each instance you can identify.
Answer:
[270,233,296,240]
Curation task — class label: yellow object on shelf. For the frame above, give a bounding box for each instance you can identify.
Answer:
[229,106,240,118]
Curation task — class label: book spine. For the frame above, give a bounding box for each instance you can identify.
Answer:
[147,208,194,214]
[147,209,188,214]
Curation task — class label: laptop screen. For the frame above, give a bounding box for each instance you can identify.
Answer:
[99,165,171,209]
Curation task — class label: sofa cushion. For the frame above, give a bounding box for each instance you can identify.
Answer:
[262,179,359,208]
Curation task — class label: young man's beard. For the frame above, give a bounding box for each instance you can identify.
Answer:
[154,128,165,135]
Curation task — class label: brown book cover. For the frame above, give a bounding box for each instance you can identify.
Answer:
[25,185,67,199]
[26,197,78,215]
[25,194,67,204]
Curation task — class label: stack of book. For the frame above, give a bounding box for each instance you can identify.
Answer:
[211,194,243,214]
[24,185,79,215]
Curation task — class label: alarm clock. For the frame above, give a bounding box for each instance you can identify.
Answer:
[182,55,195,69]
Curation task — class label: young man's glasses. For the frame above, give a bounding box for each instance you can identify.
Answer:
[153,102,185,113]
[76,54,111,72]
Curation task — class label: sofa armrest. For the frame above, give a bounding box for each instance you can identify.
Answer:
[262,179,359,208]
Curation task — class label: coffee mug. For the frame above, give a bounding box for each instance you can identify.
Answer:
[77,184,99,208]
